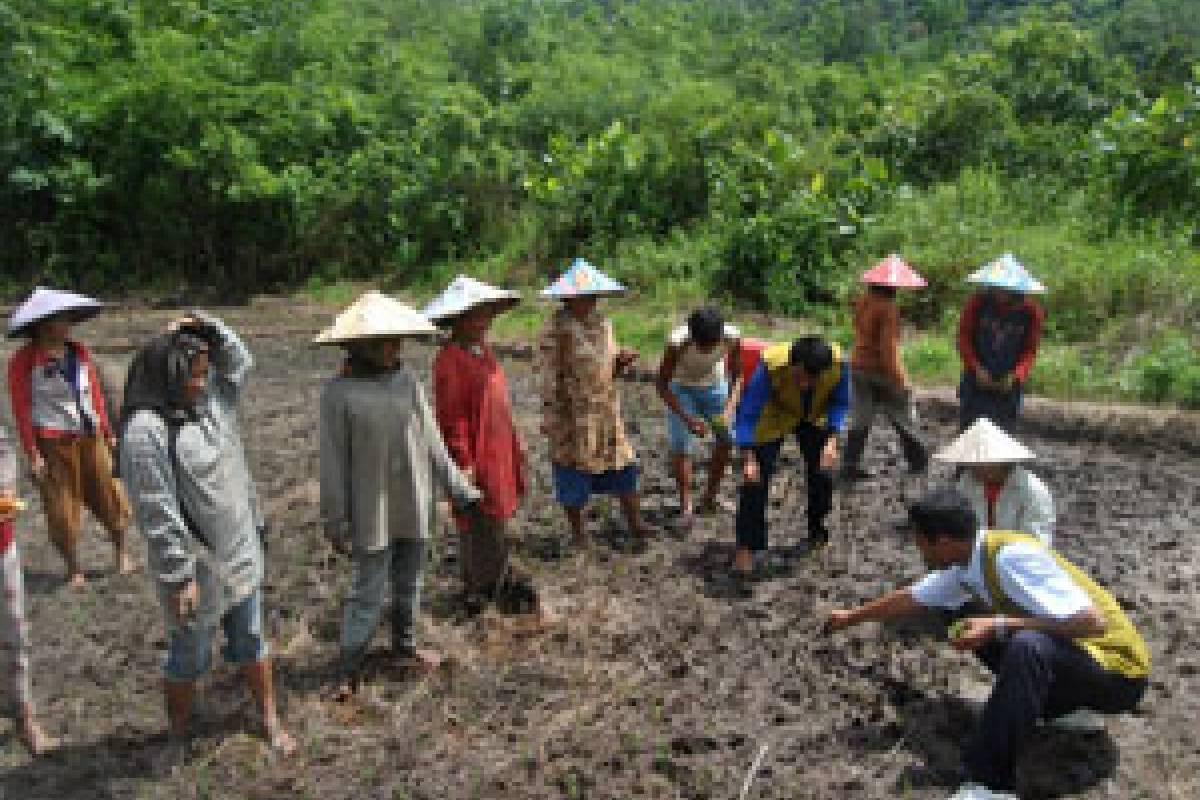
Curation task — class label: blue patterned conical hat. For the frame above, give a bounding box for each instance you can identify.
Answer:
[423,275,520,322]
[540,258,625,298]
[966,253,1046,294]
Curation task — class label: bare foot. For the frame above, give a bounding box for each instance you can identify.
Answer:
[19,719,59,756]
[68,572,87,590]
[398,647,444,672]
[329,680,356,703]
[116,551,141,575]
[265,723,298,757]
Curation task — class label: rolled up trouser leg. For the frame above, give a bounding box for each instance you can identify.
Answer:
[389,539,426,654]
[78,435,132,544]
[338,547,392,675]
[461,513,509,599]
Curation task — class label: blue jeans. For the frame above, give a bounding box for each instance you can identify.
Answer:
[734,423,834,552]
[965,630,1146,791]
[164,590,268,681]
[665,381,731,455]
[340,539,425,674]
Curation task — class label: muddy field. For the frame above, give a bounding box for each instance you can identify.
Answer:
[0,300,1197,800]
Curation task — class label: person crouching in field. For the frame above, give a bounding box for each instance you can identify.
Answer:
[535,259,659,545]
[317,292,481,697]
[0,422,57,754]
[935,418,1055,546]
[839,255,929,483]
[6,287,133,587]
[119,313,295,755]
[425,276,552,622]
[655,307,743,530]
[958,254,1046,434]
[826,486,1148,800]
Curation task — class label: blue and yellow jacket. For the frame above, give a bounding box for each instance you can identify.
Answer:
[734,342,851,446]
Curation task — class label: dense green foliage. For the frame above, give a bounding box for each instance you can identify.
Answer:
[1,1,1197,404]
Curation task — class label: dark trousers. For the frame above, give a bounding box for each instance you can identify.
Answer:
[734,423,833,552]
[959,372,1023,433]
[965,630,1147,791]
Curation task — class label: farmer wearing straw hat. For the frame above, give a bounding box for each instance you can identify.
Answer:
[535,259,658,545]
[119,312,296,755]
[827,486,1148,800]
[732,335,851,575]
[6,287,133,587]
[0,422,57,754]
[655,306,744,530]
[840,255,929,483]
[936,418,1056,546]
[425,276,552,622]
[317,292,481,695]
[958,254,1046,433]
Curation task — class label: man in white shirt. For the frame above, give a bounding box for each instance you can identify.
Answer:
[826,487,1149,800]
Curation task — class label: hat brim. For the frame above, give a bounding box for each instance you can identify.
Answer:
[312,329,438,347]
[427,296,522,325]
[7,305,103,339]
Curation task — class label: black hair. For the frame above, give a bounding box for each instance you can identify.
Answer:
[118,330,210,436]
[906,486,978,542]
[868,285,897,299]
[788,335,833,375]
[686,306,724,347]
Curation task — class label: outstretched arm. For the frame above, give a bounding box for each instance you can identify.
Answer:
[825,588,926,632]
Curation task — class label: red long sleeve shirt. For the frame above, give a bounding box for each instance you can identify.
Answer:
[432,342,525,528]
[957,293,1045,383]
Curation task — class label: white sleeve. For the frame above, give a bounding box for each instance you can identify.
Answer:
[1021,473,1056,546]
[724,324,741,340]
[994,544,1092,620]
[909,568,973,609]
[668,325,689,347]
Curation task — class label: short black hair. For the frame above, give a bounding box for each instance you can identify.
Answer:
[687,307,724,347]
[906,486,978,542]
[788,335,833,375]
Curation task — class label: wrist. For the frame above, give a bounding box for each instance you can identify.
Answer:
[993,615,1009,640]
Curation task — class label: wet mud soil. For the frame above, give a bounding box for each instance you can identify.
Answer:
[0,302,1197,799]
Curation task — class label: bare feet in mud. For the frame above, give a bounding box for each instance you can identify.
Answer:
[19,718,59,756]
[265,722,298,757]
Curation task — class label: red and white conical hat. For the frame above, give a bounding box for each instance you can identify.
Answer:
[860,254,927,289]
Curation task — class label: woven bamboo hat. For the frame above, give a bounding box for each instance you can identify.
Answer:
[312,290,436,345]
[934,418,1036,465]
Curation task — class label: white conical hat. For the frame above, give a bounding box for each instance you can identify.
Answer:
[934,417,1036,465]
[422,275,520,323]
[7,287,104,338]
[312,290,437,345]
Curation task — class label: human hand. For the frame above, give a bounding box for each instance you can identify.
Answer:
[820,437,839,470]
[742,454,760,484]
[30,453,46,483]
[167,315,198,334]
[615,349,639,372]
[169,579,199,623]
[686,415,707,437]
[974,365,993,388]
[0,491,23,522]
[824,609,857,632]
[948,616,998,651]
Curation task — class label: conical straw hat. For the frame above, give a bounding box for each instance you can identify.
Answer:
[541,258,625,298]
[933,417,1036,465]
[312,290,436,345]
[966,253,1046,294]
[422,275,520,323]
[8,287,104,338]
[860,254,927,289]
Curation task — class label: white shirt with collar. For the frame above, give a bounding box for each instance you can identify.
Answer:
[909,530,1091,621]
[956,465,1055,545]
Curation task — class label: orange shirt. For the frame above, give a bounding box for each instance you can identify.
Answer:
[850,293,907,388]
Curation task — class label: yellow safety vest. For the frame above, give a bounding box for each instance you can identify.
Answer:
[981,531,1150,679]
[752,342,844,443]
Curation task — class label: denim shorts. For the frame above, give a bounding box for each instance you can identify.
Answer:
[164,590,268,681]
[552,463,638,507]
[665,381,730,454]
